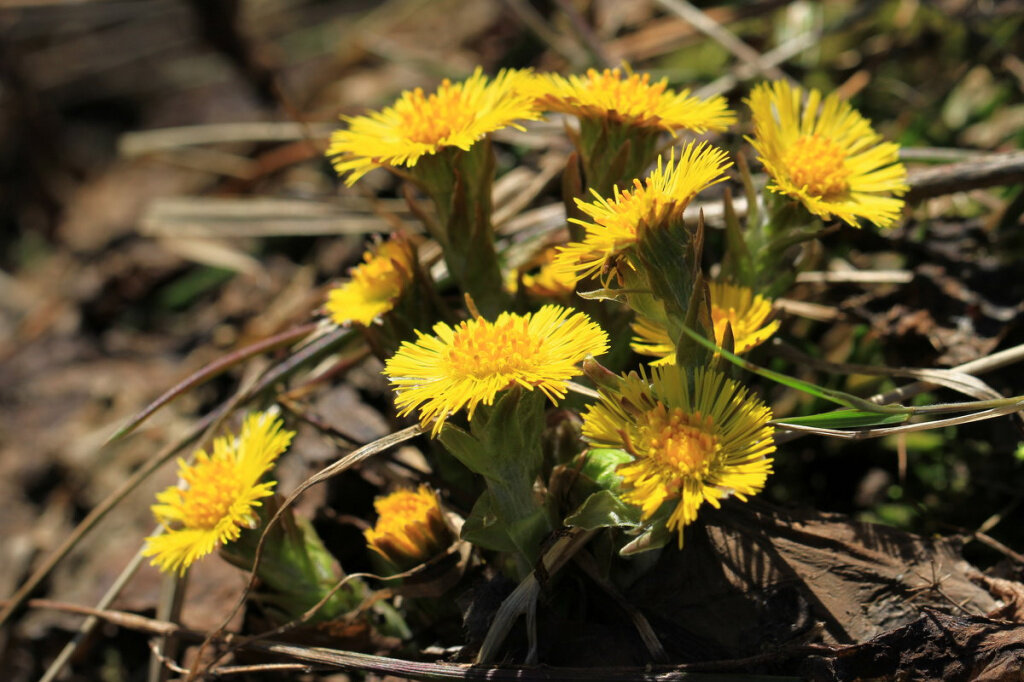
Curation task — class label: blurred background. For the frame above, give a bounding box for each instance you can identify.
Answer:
[2,0,1023,679]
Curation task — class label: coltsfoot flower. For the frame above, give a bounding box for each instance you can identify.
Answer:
[326,237,415,326]
[746,80,908,228]
[365,485,452,569]
[533,67,735,134]
[384,305,609,436]
[328,67,540,185]
[143,411,295,575]
[582,366,775,546]
[631,281,780,364]
[554,143,732,283]
[507,246,577,298]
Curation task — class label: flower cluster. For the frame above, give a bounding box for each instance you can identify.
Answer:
[139,66,915,630]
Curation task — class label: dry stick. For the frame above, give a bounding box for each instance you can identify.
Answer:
[107,322,318,445]
[905,150,1024,201]
[18,598,822,681]
[697,29,819,98]
[0,325,350,631]
[655,0,794,83]
[795,269,914,284]
[870,341,1024,406]
[37,543,150,682]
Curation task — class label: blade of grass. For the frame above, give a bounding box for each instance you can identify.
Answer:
[106,322,318,445]
[678,324,910,415]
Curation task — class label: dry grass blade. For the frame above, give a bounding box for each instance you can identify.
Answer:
[906,150,1024,201]
[655,0,792,83]
[141,197,421,238]
[869,341,1024,405]
[769,340,1005,402]
[776,403,1023,441]
[18,597,811,680]
[119,122,335,156]
[106,322,317,445]
[38,545,149,682]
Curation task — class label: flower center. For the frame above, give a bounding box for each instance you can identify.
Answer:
[180,459,243,530]
[445,318,542,379]
[784,134,849,198]
[355,256,403,303]
[641,405,718,477]
[402,86,475,145]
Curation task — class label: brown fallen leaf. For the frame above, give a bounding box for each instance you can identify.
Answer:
[804,610,1024,682]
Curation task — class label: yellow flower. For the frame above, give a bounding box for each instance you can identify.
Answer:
[384,305,609,436]
[326,237,415,326]
[631,282,780,364]
[533,67,735,134]
[507,246,577,298]
[365,485,452,569]
[143,411,295,575]
[554,143,732,282]
[582,366,774,546]
[746,80,908,228]
[328,67,540,185]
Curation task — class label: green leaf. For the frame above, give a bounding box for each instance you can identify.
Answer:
[677,324,910,416]
[672,271,713,369]
[635,216,700,321]
[565,490,642,530]
[437,423,490,474]
[776,409,911,429]
[579,448,632,490]
[477,389,546,477]
[620,521,674,556]
[461,491,518,553]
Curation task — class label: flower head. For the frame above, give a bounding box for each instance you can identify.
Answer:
[533,68,735,134]
[507,246,577,298]
[143,411,295,575]
[326,237,415,326]
[631,282,780,364]
[554,143,732,283]
[582,366,775,546]
[384,305,609,436]
[746,80,908,228]
[365,485,452,569]
[328,67,540,185]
